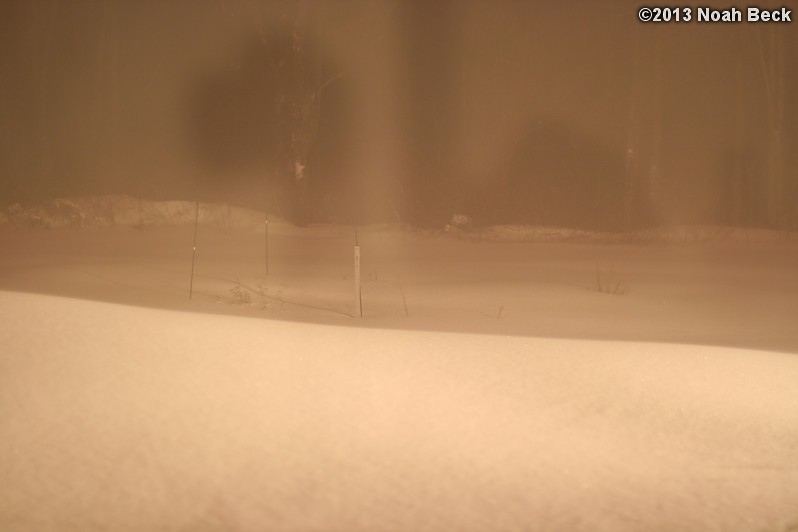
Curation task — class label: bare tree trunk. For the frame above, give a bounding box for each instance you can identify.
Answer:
[289,0,322,225]
[771,26,786,227]
[104,0,120,184]
[753,21,786,228]
[624,27,642,230]
[624,118,639,230]
[34,0,59,190]
[95,0,119,189]
[731,32,746,226]
[648,26,663,225]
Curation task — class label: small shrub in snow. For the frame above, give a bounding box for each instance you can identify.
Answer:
[445,214,473,232]
[594,263,629,295]
[6,198,115,228]
[229,280,252,305]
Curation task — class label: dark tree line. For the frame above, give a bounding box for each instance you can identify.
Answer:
[3,1,793,230]
[623,17,794,230]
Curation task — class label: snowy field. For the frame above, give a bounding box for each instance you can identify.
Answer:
[1,198,798,531]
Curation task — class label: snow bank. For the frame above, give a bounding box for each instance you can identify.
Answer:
[2,196,269,231]
[459,223,798,244]
[3,196,796,245]
[1,290,798,531]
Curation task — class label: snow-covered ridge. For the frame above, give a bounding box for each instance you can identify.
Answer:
[455,223,798,244]
[1,195,269,230]
[2,195,796,245]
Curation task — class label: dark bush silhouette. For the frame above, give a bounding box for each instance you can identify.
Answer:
[186,28,353,222]
[470,118,625,230]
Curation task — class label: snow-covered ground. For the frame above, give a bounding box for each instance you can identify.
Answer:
[1,197,797,531]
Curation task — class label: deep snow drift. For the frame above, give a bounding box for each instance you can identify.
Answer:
[1,197,797,531]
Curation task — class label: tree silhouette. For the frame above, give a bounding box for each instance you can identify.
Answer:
[188,5,348,223]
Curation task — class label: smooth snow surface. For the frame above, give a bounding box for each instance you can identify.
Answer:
[1,200,798,531]
[2,292,798,532]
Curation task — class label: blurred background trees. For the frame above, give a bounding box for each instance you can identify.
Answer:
[0,0,794,229]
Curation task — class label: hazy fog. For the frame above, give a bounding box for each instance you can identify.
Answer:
[1,0,795,228]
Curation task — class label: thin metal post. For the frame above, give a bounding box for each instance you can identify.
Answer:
[265,216,269,276]
[354,244,362,317]
[189,200,199,300]
[353,225,362,317]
